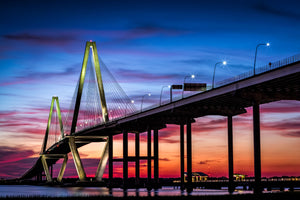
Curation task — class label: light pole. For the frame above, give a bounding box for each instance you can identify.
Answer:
[160,85,170,106]
[125,100,134,117]
[182,75,195,98]
[254,43,270,75]
[212,61,227,89]
[140,93,151,112]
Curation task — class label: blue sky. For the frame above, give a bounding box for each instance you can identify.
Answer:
[0,0,300,178]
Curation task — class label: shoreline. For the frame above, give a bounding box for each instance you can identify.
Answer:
[1,192,300,200]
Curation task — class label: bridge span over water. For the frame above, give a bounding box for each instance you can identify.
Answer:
[21,41,300,194]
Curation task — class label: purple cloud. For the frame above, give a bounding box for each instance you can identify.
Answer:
[2,33,77,46]
[0,157,38,178]
[0,146,35,164]
[283,131,300,138]
[115,68,181,82]
[159,158,171,161]
[198,159,219,165]
[261,117,300,137]
[0,66,79,86]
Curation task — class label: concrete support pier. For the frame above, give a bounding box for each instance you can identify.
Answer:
[154,129,159,187]
[69,136,87,181]
[227,116,234,193]
[40,154,68,182]
[147,128,152,189]
[109,134,113,184]
[135,132,140,186]
[186,119,192,193]
[253,102,262,194]
[180,123,185,190]
[123,130,128,189]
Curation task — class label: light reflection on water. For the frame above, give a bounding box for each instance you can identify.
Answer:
[0,185,256,197]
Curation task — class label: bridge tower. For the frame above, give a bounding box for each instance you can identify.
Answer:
[71,41,109,134]
[40,96,68,182]
[41,96,64,153]
[67,41,110,182]
[39,42,110,182]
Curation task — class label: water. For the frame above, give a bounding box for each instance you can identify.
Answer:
[0,185,257,197]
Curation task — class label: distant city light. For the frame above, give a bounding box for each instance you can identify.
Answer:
[266,42,270,46]
[223,61,227,65]
[191,74,195,79]
[131,100,134,104]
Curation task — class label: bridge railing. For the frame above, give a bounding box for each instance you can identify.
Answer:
[129,53,300,117]
[216,54,300,88]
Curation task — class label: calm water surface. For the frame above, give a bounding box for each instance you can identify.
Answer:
[0,185,256,197]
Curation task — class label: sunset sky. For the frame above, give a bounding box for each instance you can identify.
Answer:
[0,0,300,179]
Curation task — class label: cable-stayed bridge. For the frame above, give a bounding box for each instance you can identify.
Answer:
[20,41,300,194]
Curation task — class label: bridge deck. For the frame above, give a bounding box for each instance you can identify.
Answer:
[21,58,300,180]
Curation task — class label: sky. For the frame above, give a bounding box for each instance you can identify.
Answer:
[0,0,300,179]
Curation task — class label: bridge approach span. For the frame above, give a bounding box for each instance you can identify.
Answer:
[21,55,300,193]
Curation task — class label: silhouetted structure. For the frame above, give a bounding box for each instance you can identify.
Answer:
[20,42,300,194]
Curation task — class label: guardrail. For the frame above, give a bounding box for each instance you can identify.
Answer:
[216,54,300,87]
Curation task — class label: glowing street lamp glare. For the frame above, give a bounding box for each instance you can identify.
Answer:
[148,93,151,96]
[223,61,227,65]
[131,100,134,104]
[191,74,195,79]
[254,42,271,74]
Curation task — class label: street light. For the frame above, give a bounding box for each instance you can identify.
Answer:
[125,100,134,117]
[182,74,195,98]
[212,61,227,89]
[140,93,151,112]
[160,85,171,105]
[254,42,270,75]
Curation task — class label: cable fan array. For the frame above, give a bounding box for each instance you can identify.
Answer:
[62,50,137,135]
[45,105,60,151]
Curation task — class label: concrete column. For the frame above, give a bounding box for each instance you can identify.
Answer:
[109,134,113,182]
[147,128,152,186]
[253,102,262,194]
[228,116,234,193]
[180,123,185,190]
[186,119,192,192]
[41,155,52,182]
[69,136,86,181]
[95,140,109,181]
[57,155,68,182]
[135,132,140,185]
[41,154,68,183]
[123,131,128,188]
[154,129,159,186]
